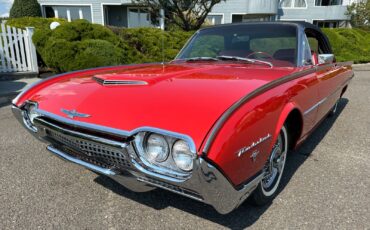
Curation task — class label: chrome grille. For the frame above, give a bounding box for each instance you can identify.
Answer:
[47,128,131,169]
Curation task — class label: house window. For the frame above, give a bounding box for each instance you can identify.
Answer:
[43,5,92,22]
[127,8,152,28]
[315,0,343,6]
[279,0,307,8]
[313,20,339,28]
[232,14,271,23]
[206,15,223,25]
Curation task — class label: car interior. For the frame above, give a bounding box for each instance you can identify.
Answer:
[178,24,333,68]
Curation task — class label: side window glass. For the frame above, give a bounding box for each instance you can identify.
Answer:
[308,37,319,54]
[302,35,313,65]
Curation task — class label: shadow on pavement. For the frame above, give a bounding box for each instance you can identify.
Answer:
[0,81,26,108]
[94,98,349,230]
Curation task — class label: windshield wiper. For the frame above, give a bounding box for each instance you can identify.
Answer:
[216,55,273,68]
[183,57,219,62]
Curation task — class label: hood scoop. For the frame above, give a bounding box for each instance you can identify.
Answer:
[93,76,148,86]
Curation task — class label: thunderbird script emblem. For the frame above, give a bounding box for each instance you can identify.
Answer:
[61,109,91,119]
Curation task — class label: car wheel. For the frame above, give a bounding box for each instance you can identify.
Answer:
[251,125,288,206]
[328,100,339,117]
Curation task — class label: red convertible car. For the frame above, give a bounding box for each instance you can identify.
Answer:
[12,22,353,214]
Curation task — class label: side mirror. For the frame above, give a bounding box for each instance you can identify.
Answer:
[318,54,335,65]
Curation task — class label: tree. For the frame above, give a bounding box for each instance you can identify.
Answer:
[10,0,42,18]
[133,0,225,31]
[346,1,370,27]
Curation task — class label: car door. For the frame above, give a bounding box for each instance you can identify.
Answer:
[312,34,347,122]
[299,33,321,136]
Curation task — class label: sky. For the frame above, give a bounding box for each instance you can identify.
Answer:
[0,0,13,17]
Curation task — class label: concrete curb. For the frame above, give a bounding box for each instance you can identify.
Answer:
[352,63,370,71]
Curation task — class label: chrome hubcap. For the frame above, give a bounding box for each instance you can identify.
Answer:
[262,130,287,192]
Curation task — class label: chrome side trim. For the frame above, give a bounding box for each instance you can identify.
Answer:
[303,73,354,116]
[202,67,317,154]
[303,97,327,116]
[47,146,117,176]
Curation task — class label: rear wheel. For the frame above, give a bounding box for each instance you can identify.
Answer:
[328,99,339,117]
[251,125,288,205]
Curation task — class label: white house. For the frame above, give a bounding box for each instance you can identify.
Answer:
[37,0,364,28]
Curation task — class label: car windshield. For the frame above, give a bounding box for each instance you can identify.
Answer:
[176,23,298,67]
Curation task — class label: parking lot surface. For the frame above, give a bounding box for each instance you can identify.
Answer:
[0,70,369,229]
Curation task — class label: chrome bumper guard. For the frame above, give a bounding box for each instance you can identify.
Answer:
[12,105,263,214]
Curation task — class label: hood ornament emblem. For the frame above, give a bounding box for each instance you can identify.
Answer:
[61,109,91,119]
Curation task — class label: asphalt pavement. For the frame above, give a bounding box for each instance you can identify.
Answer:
[0,70,369,229]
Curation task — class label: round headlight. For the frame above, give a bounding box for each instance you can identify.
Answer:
[172,140,195,171]
[144,134,169,163]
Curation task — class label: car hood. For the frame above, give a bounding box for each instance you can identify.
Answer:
[24,63,296,151]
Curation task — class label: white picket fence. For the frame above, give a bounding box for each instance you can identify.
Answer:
[0,23,38,73]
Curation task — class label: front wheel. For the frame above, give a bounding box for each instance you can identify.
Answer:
[251,125,288,205]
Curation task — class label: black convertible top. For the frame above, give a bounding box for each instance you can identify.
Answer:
[200,21,332,53]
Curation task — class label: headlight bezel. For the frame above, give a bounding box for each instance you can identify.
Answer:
[21,101,39,132]
[133,131,197,177]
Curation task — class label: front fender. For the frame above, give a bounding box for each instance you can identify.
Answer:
[269,101,303,151]
[203,89,290,186]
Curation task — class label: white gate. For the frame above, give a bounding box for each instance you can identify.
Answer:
[0,23,38,73]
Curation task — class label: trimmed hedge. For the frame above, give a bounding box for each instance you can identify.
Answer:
[6,17,67,30]
[32,20,141,72]
[9,0,41,18]
[115,27,193,62]
[32,20,192,72]
[323,28,370,64]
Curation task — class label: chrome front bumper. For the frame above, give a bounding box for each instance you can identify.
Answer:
[12,105,263,214]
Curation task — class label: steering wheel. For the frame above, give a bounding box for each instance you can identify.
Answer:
[247,51,275,61]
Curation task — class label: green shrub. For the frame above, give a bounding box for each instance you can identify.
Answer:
[323,28,370,63]
[42,39,77,72]
[33,20,141,72]
[118,27,193,62]
[9,0,41,18]
[71,39,123,71]
[52,20,120,44]
[6,17,67,30]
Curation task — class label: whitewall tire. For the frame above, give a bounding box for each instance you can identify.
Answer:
[251,125,288,205]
